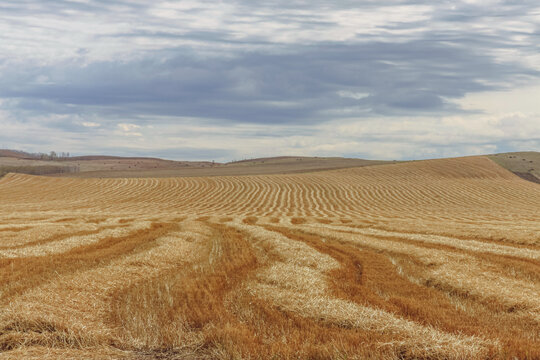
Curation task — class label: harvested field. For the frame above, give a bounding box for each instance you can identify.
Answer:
[0,156,539,359]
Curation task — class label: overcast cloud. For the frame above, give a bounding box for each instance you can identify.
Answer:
[0,0,539,160]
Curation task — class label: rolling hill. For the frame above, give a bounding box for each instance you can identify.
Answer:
[0,156,539,359]
[489,151,540,183]
[1,152,393,178]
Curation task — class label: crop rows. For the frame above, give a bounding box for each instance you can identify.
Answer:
[0,157,539,359]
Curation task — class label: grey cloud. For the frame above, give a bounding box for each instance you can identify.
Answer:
[0,0,148,14]
[2,37,535,125]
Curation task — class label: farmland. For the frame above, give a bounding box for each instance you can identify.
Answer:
[0,153,390,179]
[0,156,539,359]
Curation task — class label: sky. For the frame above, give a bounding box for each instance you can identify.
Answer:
[0,0,539,161]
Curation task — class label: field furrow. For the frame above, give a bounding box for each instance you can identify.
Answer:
[0,156,539,359]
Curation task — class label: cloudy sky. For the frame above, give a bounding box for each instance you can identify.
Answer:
[1,0,539,161]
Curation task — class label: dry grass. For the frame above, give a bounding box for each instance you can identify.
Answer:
[489,151,540,183]
[0,156,539,359]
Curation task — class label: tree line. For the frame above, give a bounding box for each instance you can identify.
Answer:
[32,151,71,160]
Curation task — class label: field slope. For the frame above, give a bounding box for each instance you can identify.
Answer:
[489,151,540,183]
[0,156,539,359]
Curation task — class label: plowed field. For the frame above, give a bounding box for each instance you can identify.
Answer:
[0,156,539,359]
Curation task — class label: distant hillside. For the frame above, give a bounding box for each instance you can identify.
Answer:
[54,156,395,178]
[0,149,35,159]
[488,152,540,184]
[0,165,78,178]
[66,155,170,161]
[2,148,539,181]
[1,149,395,178]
